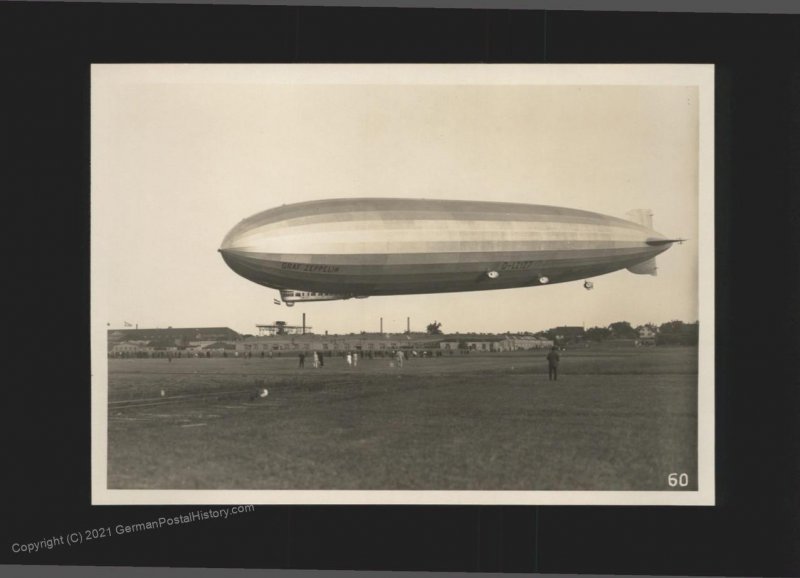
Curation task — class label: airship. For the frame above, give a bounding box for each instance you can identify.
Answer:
[219,198,681,306]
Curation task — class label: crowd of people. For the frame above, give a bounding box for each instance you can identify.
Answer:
[109,344,567,379]
[108,347,442,363]
[297,349,421,368]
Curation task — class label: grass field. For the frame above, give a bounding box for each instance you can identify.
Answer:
[106,346,698,491]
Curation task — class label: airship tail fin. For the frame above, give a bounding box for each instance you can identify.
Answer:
[626,209,654,229]
[626,209,659,275]
[627,257,658,276]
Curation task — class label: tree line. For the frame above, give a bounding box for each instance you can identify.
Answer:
[421,319,698,346]
[566,320,699,346]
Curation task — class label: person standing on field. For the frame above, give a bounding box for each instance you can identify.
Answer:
[546,346,560,381]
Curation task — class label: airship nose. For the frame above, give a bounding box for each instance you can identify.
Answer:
[218,245,245,270]
[219,223,243,252]
[219,218,263,253]
[218,228,258,280]
[219,219,267,281]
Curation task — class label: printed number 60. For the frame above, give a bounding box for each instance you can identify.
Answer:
[668,473,689,487]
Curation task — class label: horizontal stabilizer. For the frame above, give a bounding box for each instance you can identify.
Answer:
[627,257,658,276]
[646,238,685,246]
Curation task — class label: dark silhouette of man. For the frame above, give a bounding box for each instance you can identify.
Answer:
[298,352,305,368]
[546,346,560,381]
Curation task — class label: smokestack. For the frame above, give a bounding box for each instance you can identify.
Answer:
[407,317,410,334]
[380,317,383,334]
[302,313,306,335]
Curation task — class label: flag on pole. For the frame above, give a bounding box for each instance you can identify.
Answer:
[124,321,133,327]
[273,299,281,305]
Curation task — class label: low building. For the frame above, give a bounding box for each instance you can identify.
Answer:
[636,327,657,346]
[437,336,552,352]
[464,338,506,352]
[501,336,554,350]
[204,341,237,352]
[551,326,585,344]
[236,333,441,355]
[110,341,153,355]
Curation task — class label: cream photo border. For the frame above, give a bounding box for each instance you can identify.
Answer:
[91,63,715,506]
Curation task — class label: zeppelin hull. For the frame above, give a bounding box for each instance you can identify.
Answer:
[220,198,673,297]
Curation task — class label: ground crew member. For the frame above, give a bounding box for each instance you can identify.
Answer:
[546,346,560,381]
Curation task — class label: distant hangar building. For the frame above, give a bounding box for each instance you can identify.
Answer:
[108,326,240,343]
[107,326,557,356]
[108,327,241,356]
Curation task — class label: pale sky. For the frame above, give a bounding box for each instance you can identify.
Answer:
[92,65,709,336]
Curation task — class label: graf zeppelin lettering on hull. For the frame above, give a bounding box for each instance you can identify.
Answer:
[219,198,683,306]
[281,263,342,273]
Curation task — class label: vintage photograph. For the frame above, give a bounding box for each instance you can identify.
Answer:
[91,64,714,505]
